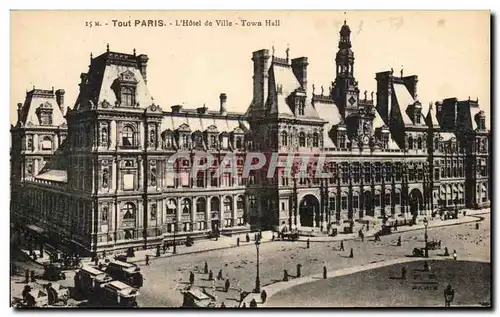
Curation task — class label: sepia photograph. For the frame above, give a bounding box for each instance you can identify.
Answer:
[9,10,491,308]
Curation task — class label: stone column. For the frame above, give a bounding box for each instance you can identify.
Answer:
[54,134,59,148]
[156,123,161,150]
[139,122,145,150]
[219,196,225,229]
[110,120,117,150]
[137,157,143,191]
[191,199,196,231]
[33,134,39,151]
[177,198,182,233]
[232,195,238,227]
[205,197,211,231]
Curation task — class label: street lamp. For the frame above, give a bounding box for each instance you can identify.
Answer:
[254,238,261,293]
[173,221,177,254]
[423,217,429,258]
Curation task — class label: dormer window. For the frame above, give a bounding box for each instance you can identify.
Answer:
[415,113,421,124]
[210,135,217,148]
[181,134,190,149]
[193,131,204,149]
[113,70,138,107]
[41,136,52,150]
[298,101,305,116]
[312,133,319,147]
[281,131,288,146]
[36,102,53,126]
[163,131,173,149]
[235,137,243,149]
[408,135,414,150]
[221,134,229,149]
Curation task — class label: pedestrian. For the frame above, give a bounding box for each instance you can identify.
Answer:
[394,219,398,231]
[24,269,29,283]
[145,255,150,266]
[453,250,457,260]
[296,264,302,277]
[30,270,35,282]
[163,243,167,254]
[189,271,195,285]
[349,248,354,258]
[242,302,247,308]
[220,302,226,308]
[204,261,209,274]
[156,245,161,257]
[323,266,327,279]
[94,257,99,266]
[261,290,268,303]
[397,236,402,246]
[444,247,449,256]
[271,233,275,241]
[246,233,250,243]
[340,240,345,251]
[208,270,213,281]
[360,231,364,242]
[283,269,289,281]
[224,278,230,292]
[424,261,430,271]
[475,222,479,230]
[401,266,407,279]
[307,238,310,249]
[217,269,223,280]
[237,237,240,246]
[367,222,370,231]
[250,298,257,308]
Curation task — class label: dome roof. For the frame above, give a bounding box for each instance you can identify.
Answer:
[340,21,351,35]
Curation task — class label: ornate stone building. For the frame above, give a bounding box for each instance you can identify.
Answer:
[11,21,490,255]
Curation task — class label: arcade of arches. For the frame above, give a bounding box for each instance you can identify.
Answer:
[297,187,426,229]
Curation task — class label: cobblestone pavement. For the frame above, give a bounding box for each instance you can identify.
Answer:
[137,212,490,307]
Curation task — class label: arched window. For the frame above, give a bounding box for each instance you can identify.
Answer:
[417,137,422,150]
[196,198,206,214]
[123,202,136,220]
[352,193,359,209]
[224,196,233,212]
[299,132,306,147]
[237,196,245,210]
[281,131,288,146]
[210,197,220,212]
[312,133,319,147]
[408,136,414,150]
[122,126,135,146]
[182,198,191,214]
[166,199,176,214]
[41,136,52,150]
[121,87,135,107]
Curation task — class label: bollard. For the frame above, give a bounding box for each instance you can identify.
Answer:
[444,247,449,256]
[307,239,310,249]
[237,237,240,246]
[204,261,209,274]
[296,264,302,277]
[156,245,161,257]
[208,270,213,281]
[475,222,479,230]
[323,266,327,279]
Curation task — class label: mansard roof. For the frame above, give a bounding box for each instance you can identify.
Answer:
[74,51,154,111]
[17,88,66,127]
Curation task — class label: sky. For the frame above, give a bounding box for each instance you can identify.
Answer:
[10,10,490,126]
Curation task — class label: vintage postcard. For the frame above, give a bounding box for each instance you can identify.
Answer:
[10,10,491,308]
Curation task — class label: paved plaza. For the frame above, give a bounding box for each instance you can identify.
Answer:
[135,211,490,307]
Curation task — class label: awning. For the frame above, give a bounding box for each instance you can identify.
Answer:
[26,224,44,234]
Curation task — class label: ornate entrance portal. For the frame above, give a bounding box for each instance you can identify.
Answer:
[299,195,320,227]
[409,188,424,216]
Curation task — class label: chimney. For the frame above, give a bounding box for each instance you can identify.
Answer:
[55,89,65,111]
[17,103,22,122]
[375,70,393,122]
[402,75,418,100]
[251,49,271,114]
[291,57,309,91]
[219,93,227,115]
[136,54,149,84]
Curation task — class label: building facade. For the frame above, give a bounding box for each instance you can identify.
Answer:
[11,21,490,255]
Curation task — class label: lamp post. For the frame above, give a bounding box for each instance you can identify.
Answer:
[423,217,429,258]
[254,238,261,293]
[173,221,177,254]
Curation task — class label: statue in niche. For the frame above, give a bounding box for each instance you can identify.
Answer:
[363,121,371,135]
[102,206,108,221]
[101,128,108,146]
[150,168,157,186]
[149,129,156,146]
[102,169,109,188]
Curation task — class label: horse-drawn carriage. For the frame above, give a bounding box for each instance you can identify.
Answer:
[426,239,441,250]
[282,230,300,241]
